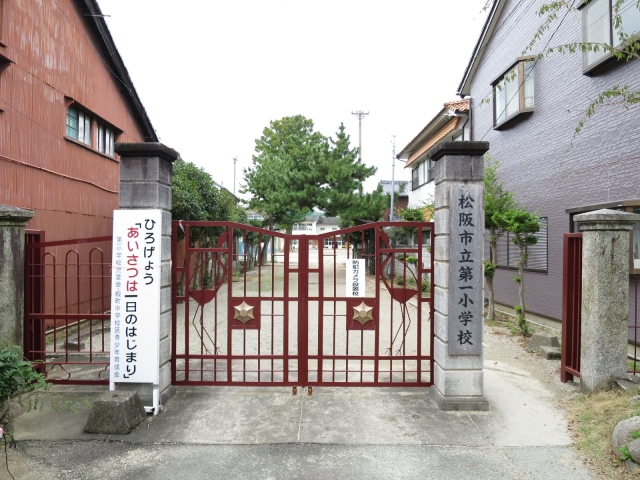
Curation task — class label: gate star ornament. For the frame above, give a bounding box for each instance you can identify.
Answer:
[233,301,255,325]
[352,302,374,326]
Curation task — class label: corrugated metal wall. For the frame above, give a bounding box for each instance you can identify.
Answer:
[0,0,148,240]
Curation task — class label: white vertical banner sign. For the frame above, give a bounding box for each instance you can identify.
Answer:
[346,259,366,297]
[448,185,483,355]
[110,210,162,384]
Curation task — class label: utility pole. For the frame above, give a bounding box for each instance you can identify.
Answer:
[390,135,396,221]
[351,110,369,162]
[233,157,238,196]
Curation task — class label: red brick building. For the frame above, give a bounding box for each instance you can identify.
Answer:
[0,0,156,240]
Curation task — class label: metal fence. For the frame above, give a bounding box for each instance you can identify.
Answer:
[24,234,112,384]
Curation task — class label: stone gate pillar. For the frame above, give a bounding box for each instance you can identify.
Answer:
[431,141,489,411]
[0,205,34,346]
[574,209,640,392]
[115,142,180,404]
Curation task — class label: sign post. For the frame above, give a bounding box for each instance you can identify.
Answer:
[110,209,162,413]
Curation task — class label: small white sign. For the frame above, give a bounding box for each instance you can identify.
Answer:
[346,259,366,297]
[109,210,162,384]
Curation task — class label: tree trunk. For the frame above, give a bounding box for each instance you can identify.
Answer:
[515,235,527,333]
[486,275,495,321]
[486,226,497,321]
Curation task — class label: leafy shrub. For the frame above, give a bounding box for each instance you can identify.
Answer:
[0,344,47,411]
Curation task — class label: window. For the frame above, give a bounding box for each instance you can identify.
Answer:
[97,123,115,156]
[411,167,419,190]
[493,58,535,128]
[582,0,640,71]
[411,159,433,191]
[494,217,548,273]
[324,237,344,248]
[66,106,91,145]
[427,158,435,183]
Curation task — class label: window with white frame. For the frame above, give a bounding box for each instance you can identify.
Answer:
[411,160,432,191]
[97,122,115,157]
[582,0,640,71]
[66,105,91,145]
[493,58,535,128]
[66,104,117,156]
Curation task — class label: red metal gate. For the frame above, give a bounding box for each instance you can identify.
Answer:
[24,234,112,384]
[171,221,434,387]
[561,233,582,383]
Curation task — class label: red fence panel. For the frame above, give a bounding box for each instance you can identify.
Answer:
[561,233,582,383]
[24,235,112,384]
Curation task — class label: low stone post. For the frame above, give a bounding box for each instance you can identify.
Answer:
[431,141,489,411]
[574,209,640,392]
[114,142,179,404]
[0,205,34,346]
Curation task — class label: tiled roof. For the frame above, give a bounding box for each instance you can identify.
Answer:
[405,117,461,168]
[444,99,470,112]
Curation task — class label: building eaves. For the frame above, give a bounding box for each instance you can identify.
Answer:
[397,99,469,165]
[79,0,158,142]
[457,0,507,97]
[405,117,461,169]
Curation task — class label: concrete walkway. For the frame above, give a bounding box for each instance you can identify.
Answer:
[2,329,595,480]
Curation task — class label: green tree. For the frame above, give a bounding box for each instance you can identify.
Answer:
[243,116,384,230]
[316,123,377,217]
[483,153,516,321]
[172,160,245,290]
[242,115,325,233]
[492,208,541,335]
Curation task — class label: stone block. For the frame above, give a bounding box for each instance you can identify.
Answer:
[433,336,483,369]
[433,311,449,341]
[160,336,171,365]
[115,142,180,163]
[616,379,640,393]
[539,346,561,360]
[430,385,489,412]
[161,210,172,236]
[433,286,449,316]
[84,391,146,434]
[434,184,451,209]
[128,183,172,210]
[119,157,148,182]
[159,361,172,396]
[160,284,172,314]
[434,209,449,235]
[434,156,485,184]
[526,333,560,352]
[433,261,449,290]
[629,439,640,464]
[433,236,449,262]
[118,183,132,208]
[433,363,484,397]
[612,417,640,457]
[161,235,172,262]
[579,214,635,392]
[159,310,172,340]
